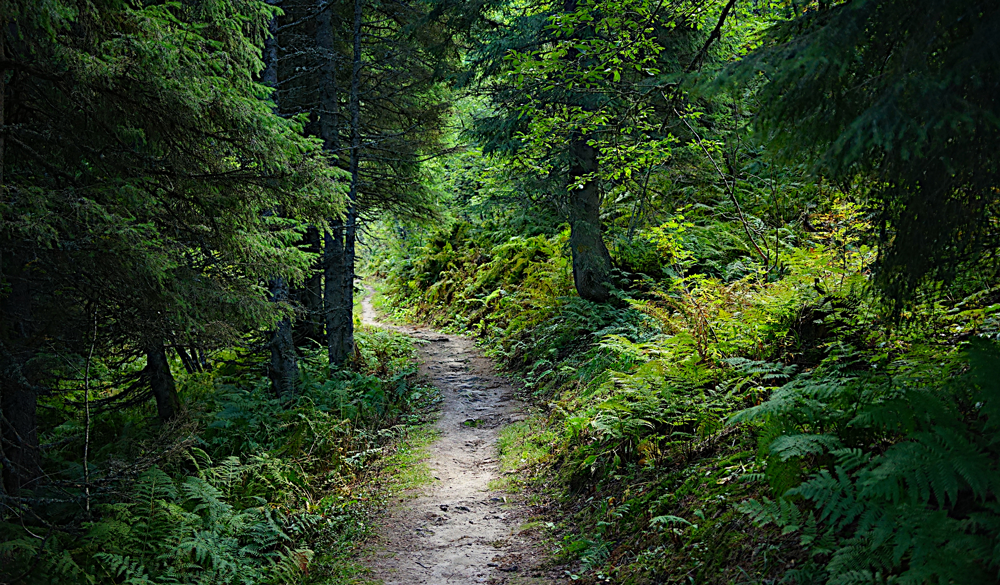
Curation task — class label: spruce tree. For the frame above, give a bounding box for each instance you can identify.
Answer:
[276,0,463,367]
[0,0,338,495]
[727,0,1000,306]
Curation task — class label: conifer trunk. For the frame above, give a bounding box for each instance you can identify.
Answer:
[315,0,355,367]
[298,0,340,349]
[324,208,356,366]
[295,225,324,345]
[264,9,298,396]
[1,25,5,189]
[316,0,340,154]
[0,254,40,496]
[324,224,352,365]
[334,0,362,364]
[146,340,180,422]
[269,277,299,396]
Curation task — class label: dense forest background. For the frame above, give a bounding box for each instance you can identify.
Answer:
[2,0,1000,583]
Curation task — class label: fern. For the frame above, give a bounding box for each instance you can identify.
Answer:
[265,547,314,584]
[735,339,1000,584]
[94,553,153,585]
[769,433,843,461]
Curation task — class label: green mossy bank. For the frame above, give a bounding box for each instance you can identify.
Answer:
[371,208,1000,584]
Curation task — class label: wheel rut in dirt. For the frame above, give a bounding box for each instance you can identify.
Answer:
[361,292,559,584]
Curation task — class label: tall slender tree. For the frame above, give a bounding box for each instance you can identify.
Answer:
[276,0,463,367]
[264,3,302,397]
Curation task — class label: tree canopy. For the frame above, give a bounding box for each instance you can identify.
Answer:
[726,0,1000,306]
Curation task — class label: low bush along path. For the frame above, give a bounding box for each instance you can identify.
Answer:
[361,291,559,584]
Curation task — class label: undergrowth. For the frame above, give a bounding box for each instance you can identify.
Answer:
[371,202,1000,584]
[0,325,436,585]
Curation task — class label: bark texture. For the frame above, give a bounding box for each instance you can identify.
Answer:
[316,0,341,154]
[269,277,299,396]
[315,0,356,367]
[568,135,613,303]
[324,224,354,367]
[146,340,180,422]
[327,0,362,366]
[264,7,299,396]
[294,225,325,345]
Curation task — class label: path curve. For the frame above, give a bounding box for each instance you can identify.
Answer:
[361,290,558,584]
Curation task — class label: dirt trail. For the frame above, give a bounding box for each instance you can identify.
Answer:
[361,292,559,585]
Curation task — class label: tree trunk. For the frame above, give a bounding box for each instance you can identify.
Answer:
[316,0,341,154]
[295,225,324,345]
[318,0,358,368]
[0,255,40,496]
[146,340,180,422]
[176,346,198,374]
[269,277,299,396]
[325,224,353,366]
[290,0,329,346]
[1,24,6,189]
[568,133,613,302]
[330,0,363,364]
[562,0,612,303]
[263,7,299,396]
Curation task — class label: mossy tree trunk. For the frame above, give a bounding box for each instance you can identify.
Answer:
[567,134,613,303]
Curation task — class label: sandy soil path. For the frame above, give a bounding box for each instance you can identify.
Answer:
[361,291,560,585]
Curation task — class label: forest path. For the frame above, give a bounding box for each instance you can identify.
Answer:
[360,290,558,584]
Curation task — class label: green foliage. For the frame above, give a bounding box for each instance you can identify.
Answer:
[734,339,1000,584]
[374,211,849,581]
[495,0,682,184]
[0,327,425,584]
[364,1,1000,583]
[724,0,1000,306]
[376,170,1000,583]
[87,464,310,585]
[0,0,346,505]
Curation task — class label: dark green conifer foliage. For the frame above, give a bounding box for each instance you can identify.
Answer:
[0,0,339,495]
[276,0,464,366]
[728,0,1000,306]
